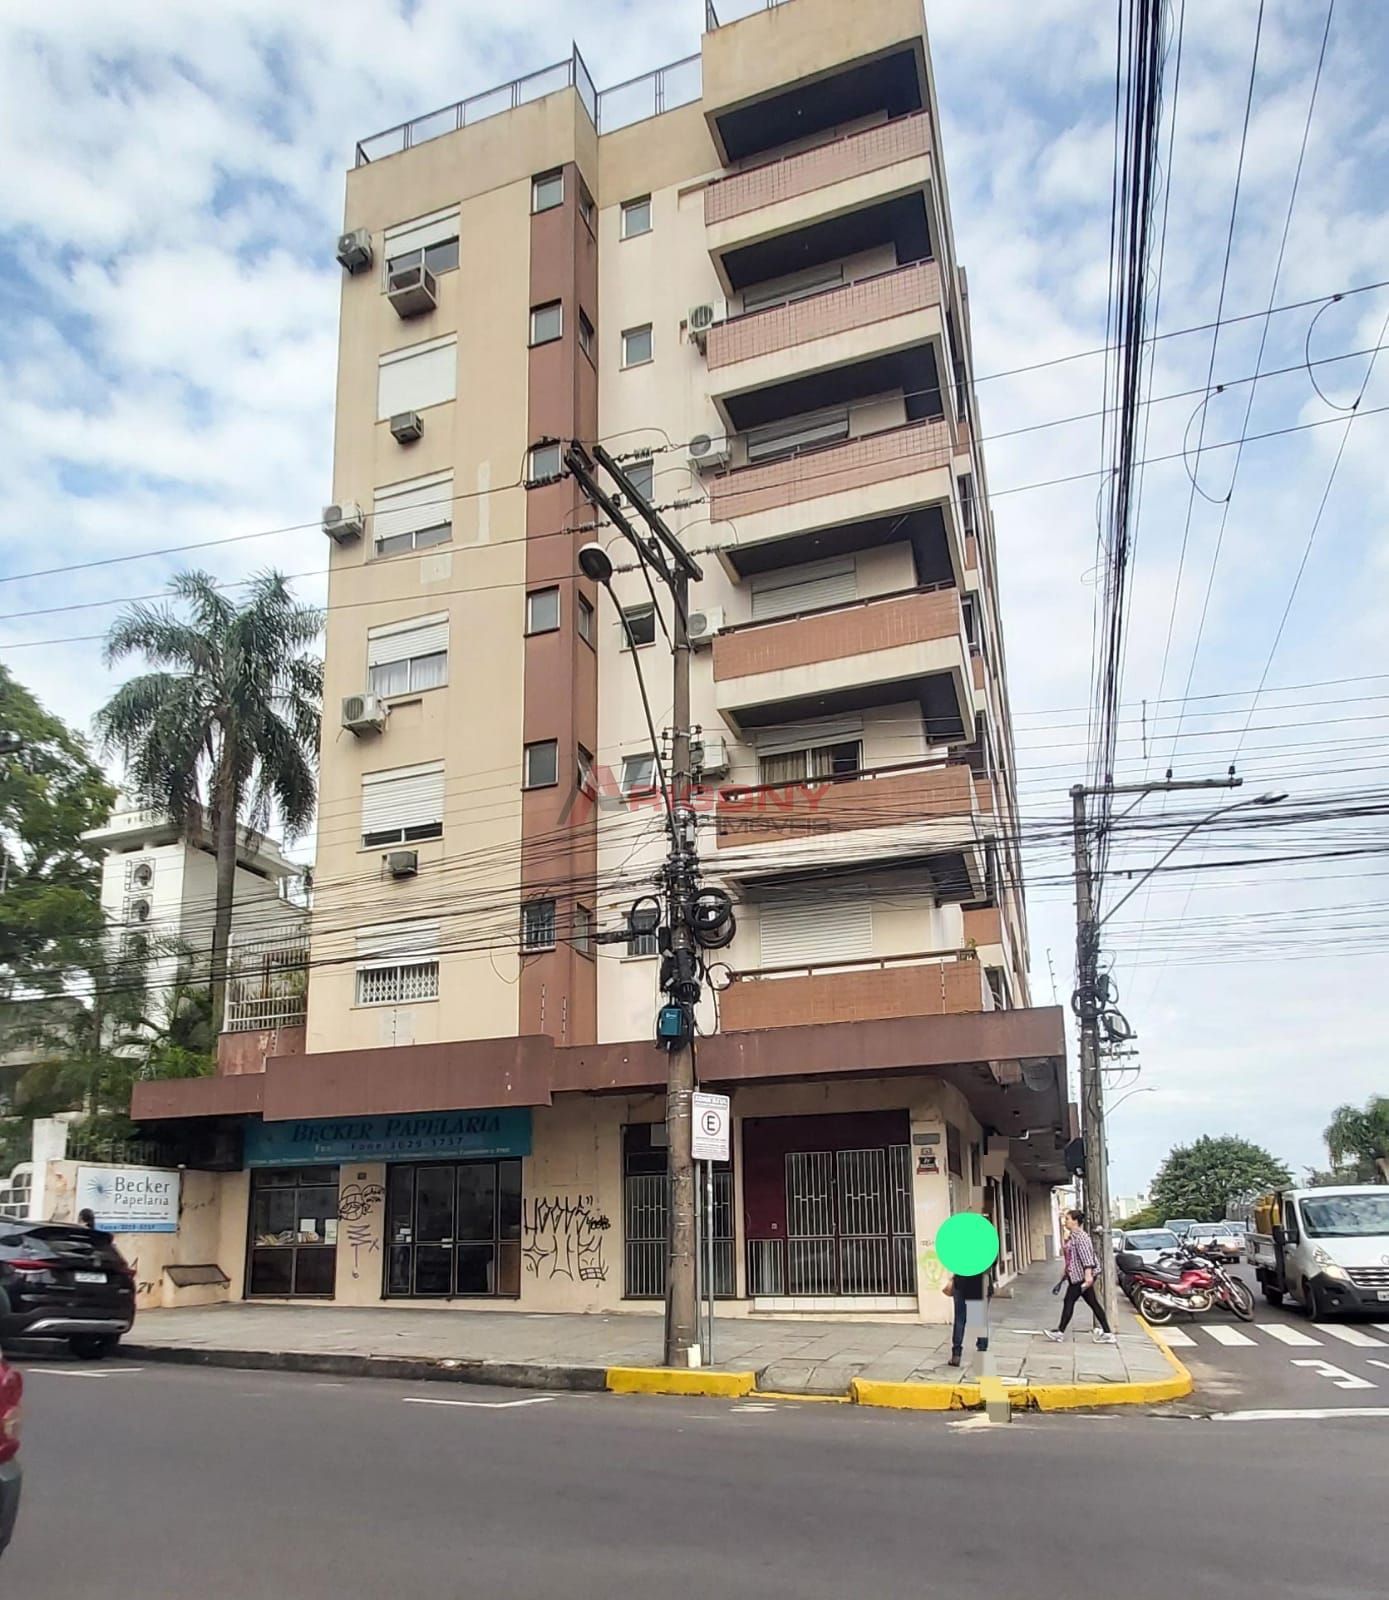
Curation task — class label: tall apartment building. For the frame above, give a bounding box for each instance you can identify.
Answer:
[135,0,1070,1319]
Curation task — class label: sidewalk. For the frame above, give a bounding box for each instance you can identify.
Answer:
[120,1262,1186,1410]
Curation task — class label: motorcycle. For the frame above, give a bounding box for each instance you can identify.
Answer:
[1118,1246,1255,1324]
[1184,1242,1255,1321]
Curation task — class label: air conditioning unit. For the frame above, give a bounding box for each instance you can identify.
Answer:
[322,501,366,543]
[387,850,419,880]
[687,433,731,473]
[687,606,724,646]
[693,734,729,777]
[386,263,438,318]
[687,301,723,351]
[390,411,424,443]
[335,228,373,274]
[341,693,388,736]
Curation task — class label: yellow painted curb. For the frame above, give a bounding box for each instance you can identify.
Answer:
[851,1377,982,1411]
[606,1366,756,1398]
[1026,1321,1193,1412]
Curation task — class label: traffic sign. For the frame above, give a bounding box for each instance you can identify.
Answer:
[691,1091,730,1162]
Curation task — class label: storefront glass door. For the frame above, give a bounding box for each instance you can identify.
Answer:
[386,1161,521,1299]
[247,1167,338,1298]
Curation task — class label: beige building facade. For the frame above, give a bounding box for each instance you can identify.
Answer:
[134,0,1069,1325]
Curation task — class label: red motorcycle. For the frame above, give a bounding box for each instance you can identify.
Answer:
[1118,1246,1254,1324]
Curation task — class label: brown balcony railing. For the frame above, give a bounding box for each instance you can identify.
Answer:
[708,417,955,522]
[708,260,941,369]
[720,948,991,1032]
[705,111,932,224]
[712,584,963,683]
[715,758,975,847]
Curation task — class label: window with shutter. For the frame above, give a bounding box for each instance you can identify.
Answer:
[355,921,440,1005]
[758,895,873,967]
[745,406,849,464]
[361,762,445,847]
[366,614,448,696]
[384,205,460,279]
[372,471,453,557]
[377,335,457,419]
[750,556,857,621]
[741,261,844,315]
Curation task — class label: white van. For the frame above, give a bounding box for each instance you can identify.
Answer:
[1247,1186,1389,1319]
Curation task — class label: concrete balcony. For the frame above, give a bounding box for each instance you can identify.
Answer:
[711,584,975,740]
[705,112,933,257]
[707,261,942,401]
[720,949,992,1033]
[713,759,985,895]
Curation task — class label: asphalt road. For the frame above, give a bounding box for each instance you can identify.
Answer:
[4,1355,1388,1600]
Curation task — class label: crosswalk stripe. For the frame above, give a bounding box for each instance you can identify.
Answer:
[1261,1324,1322,1347]
[1201,1325,1257,1347]
[1158,1326,1195,1346]
[1318,1324,1386,1348]
[1376,1325,1389,1335]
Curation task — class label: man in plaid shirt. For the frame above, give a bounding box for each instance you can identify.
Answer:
[1045,1209,1116,1342]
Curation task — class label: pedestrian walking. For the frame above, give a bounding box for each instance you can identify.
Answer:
[942,1267,991,1367]
[1045,1209,1116,1343]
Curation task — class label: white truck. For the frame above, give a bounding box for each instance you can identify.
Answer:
[1246,1185,1389,1320]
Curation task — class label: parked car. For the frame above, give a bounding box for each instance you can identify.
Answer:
[1120,1228,1183,1264]
[0,1220,135,1358]
[1187,1222,1244,1262]
[1163,1218,1199,1240]
[0,1357,20,1557]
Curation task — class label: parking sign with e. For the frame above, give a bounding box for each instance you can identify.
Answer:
[691,1092,730,1162]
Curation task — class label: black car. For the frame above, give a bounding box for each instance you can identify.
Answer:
[0,1221,135,1358]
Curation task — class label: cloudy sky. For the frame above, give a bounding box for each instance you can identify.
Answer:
[1,0,1386,1192]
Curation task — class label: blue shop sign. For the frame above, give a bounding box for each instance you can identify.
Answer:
[245,1108,532,1167]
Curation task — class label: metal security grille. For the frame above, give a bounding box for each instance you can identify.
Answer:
[781,1145,916,1298]
[623,1170,734,1299]
[355,960,440,1006]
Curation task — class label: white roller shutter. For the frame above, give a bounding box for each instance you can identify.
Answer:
[361,762,445,837]
[377,336,457,419]
[356,921,439,968]
[366,613,449,668]
[758,895,873,967]
[383,205,459,260]
[754,715,863,759]
[751,556,857,621]
[372,472,453,544]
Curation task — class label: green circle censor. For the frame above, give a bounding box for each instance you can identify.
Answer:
[934,1212,1000,1276]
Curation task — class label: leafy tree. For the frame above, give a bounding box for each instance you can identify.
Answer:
[1148,1135,1291,1222]
[1115,1204,1162,1230]
[1323,1096,1389,1185]
[95,571,322,1033]
[0,663,115,1001]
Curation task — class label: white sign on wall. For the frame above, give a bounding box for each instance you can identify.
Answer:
[691,1092,731,1163]
[75,1165,181,1234]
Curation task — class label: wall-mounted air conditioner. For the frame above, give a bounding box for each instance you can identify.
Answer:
[687,433,731,473]
[686,301,724,351]
[390,411,424,443]
[387,263,438,318]
[322,501,366,543]
[693,734,729,778]
[341,694,388,736]
[336,229,372,274]
[387,850,419,880]
[687,606,724,647]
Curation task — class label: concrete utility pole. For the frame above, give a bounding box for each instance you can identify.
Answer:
[566,443,705,1365]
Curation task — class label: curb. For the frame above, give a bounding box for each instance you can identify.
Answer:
[606,1367,756,1398]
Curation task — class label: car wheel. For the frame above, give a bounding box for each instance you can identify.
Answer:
[69,1334,120,1361]
[1303,1280,1329,1323]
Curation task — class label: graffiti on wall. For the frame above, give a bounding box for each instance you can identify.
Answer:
[338,1182,385,1279]
[521,1194,610,1283]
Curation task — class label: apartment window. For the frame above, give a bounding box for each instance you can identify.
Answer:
[523,740,559,789]
[758,740,862,786]
[745,407,849,465]
[355,922,440,1006]
[742,261,843,315]
[962,594,980,648]
[530,301,563,346]
[573,903,594,957]
[522,898,557,951]
[372,471,453,557]
[578,186,596,230]
[526,588,560,635]
[626,928,658,958]
[577,744,596,794]
[578,309,594,359]
[377,335,457,419]
[367,613,448,697]
[625,458,654,503]
[960,472,977,534]
[361,763,445,848]
[620,602,656,648]
[383,205,461,281]
[621,196,652,239]
[750,555,856,622]
[758,894,872,967]
[532,170,564,213]
[986,967,1008,1011]
[576,594,595,646]
[621,324,653,368]
[621,753,658,797]
[528,441,563,483]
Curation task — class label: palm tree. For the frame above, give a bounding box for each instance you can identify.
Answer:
[1325,1097,1389,1185]
[95,571,322,1033]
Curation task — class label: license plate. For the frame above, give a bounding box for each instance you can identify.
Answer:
[73,1271,106,1285]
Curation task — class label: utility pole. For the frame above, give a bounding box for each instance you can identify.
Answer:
[565,443,705,1366]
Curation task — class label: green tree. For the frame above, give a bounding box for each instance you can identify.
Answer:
[1324,1097,1389,1185]
[0,663,115,1001]
[1148,1135,1292,1222]
[95,571,322,1033]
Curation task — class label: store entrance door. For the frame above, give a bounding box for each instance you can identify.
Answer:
[385,1160,522,1299]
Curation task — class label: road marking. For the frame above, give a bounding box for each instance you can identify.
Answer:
[1261,1325,1322,1347]
[401,1396,557,1410]
[1318,1324,1386,1348]
[27,1367,146,1379]
[1367,1360,1389,1373]
[1158,1327,1195,1346]
[731,1403,778,1413]
[1201,1326,1256,1347]
[1375,1324,1389,1334]
[1291,1358,1375,1391]
[1213,1407,1389,1423]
